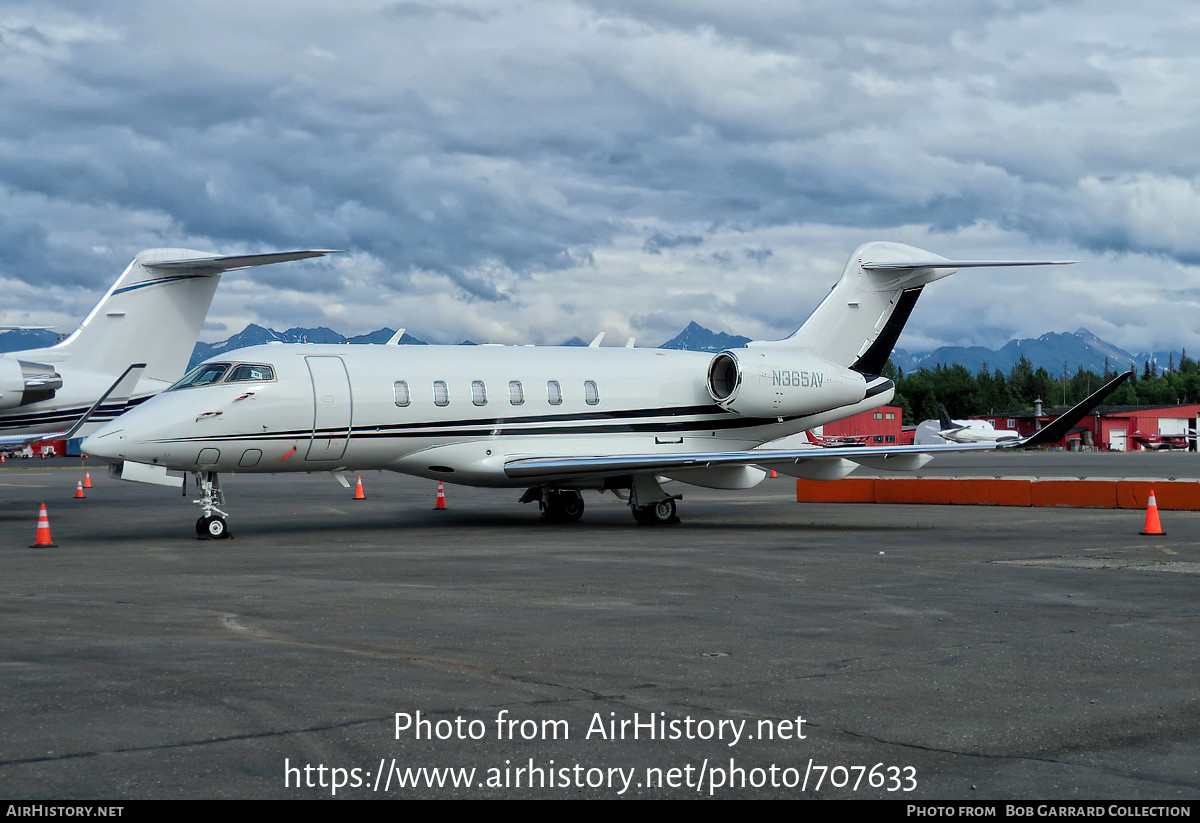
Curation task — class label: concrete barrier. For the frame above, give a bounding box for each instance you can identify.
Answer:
[796,477,1200,510]
[950,478,1033,507]
[793,477,875,503]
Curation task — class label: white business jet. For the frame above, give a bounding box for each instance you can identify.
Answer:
[913,404,1021,445]
[81,241,1127,538]
[0,248,338,448]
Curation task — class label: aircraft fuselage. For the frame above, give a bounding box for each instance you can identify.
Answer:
[83,343,893,487]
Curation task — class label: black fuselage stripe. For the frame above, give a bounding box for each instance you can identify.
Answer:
[149,410,808,444]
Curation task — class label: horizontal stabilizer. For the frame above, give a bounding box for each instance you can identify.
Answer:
[143,249,343,273]
[862,260,1076,271]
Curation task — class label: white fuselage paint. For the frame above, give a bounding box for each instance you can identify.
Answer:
[83,343,895,487]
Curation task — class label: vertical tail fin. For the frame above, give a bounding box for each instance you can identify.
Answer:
[937,404,956,431]
[752,241,1074,374]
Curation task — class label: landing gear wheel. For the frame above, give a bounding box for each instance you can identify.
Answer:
[542,490,585,523]
[632,497,678,525]
[196,514,231,540]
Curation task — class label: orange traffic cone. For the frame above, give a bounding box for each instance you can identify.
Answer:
[354,476,366,500]
[1,453,6,463]
[769,470,777,478]
[74,479,85,499]
[30,503,56,547]
[434,481,447,510]
[83,471,92,489]
[1140,489,1165,535]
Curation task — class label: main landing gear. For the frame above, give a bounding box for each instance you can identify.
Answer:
[193,471,232,540]
[628,473,681,525]
[631,497,678,525]
[522,488,586,522]
[520,475,682,525]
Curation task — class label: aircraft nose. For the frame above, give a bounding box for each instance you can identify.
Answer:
[81,424,124,460]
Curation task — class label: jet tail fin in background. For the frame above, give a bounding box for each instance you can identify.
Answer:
[15,249,341,390]
[937,403,959,432]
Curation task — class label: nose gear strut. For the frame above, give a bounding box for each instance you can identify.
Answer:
[193,471,231,539]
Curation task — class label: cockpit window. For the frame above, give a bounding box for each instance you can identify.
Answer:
[226,364,275,383]
[170,363,230,390]
[168,362,275,391]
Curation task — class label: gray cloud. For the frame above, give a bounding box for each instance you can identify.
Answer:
[1,1,1198,353]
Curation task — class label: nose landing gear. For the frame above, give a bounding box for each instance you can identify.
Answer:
[193,471,231,539]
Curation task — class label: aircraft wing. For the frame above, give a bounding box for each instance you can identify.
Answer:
[505,370,1132,483]
[142,250,343,274]
[504,441,985,481]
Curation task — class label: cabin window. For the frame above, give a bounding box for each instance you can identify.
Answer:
[1006,418,1016,428]
[433,380,449,406]
[885,412,895,420]
[394,380,410,407]
[471,380,487,406]
[873,412,883,420]
[547,380,562,405]
[509,381,524,405]
[584,380,599,405]
[226,364,275,383]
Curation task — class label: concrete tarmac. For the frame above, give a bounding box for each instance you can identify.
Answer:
[1,456,1197,800]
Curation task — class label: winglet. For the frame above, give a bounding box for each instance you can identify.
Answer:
[1008,370,1133,450]
[59,363,147,441]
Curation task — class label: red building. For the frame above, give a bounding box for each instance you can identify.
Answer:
[818,405,906,445]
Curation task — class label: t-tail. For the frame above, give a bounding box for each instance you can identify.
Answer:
[15,248,339,393]
[937,403,959,432]
[752,241,1075,374]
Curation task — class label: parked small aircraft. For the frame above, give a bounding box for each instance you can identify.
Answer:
[0,248,338,447]
[1130,430,1190,451]
[81,241,1126,537]
[913,404,1021,445]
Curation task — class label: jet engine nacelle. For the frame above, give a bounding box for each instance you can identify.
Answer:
[0,358,63,409]
[706,349,867,417]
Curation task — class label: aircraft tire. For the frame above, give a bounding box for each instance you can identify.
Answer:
[543,490,584,523]
[632,498,678,525]
[196,515,232,540]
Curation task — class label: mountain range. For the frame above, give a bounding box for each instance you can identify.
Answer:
[0,322,1180,377]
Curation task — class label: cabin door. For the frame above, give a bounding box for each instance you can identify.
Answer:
[305,356,352,461]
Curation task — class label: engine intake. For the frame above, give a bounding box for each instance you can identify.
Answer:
[706,349,868,418]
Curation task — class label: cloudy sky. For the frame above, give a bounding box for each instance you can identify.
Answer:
[2,1,1199,353]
